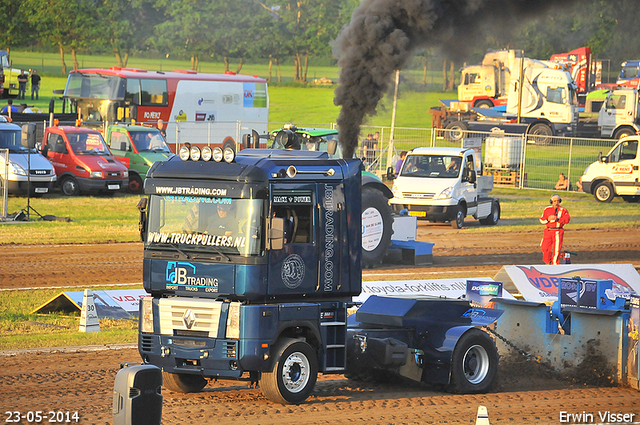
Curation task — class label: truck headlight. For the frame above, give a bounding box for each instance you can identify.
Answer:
[225,302,241,339]
[122,171,129,178]
[437,186,454,199]
[140,297,154,334]
[391,184,399,196]
[9,161,27,176]
[90,171,103,178]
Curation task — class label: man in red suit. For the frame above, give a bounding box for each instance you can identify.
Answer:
[539,194,571,265]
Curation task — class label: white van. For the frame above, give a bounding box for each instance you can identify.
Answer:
[0,117,56,195]
[389,147,500,228]
[581,135,640,202]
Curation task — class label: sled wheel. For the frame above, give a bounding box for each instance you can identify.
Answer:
[361,186,393,268]
[162,371,207,393]
[261,339,318,405]
[449,329,498,394]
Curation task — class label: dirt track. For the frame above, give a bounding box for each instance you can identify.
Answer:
[1,223,640,424]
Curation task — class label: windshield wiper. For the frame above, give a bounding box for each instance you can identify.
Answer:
[169,243,191,259]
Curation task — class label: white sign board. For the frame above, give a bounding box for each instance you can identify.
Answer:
[354,278,516,303]
[494,264,640,303]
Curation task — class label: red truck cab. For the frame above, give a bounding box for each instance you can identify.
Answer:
[41,126,129,196]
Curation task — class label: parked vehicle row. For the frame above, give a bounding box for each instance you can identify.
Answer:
[0,119,173,196]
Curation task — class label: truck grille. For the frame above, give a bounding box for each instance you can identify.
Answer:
[402,192,435,199]
[224,341,237,358]
[30,169,51,176]
[158,298,224,338]
[140,334,154,352]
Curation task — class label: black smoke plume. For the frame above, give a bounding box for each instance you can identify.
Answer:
[333,0,575,158]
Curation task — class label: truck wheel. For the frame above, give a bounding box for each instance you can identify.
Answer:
[448,329,498,394]
[162,371,207,393]
[261,339,318,405]
[361,187,393,268]
[527,123,553,146]
[451,204,465,229]
[60,176,80,196]
[613,127,634,140]
[444,121,468,143]
[594,182,615,203]
[479,200,500,225]
[474,100,493,108]
[128,174,143,194]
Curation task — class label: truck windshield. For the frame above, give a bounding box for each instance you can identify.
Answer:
[400,155,462,178]
[146,195,263,256]
[131,131,171,153]
[64,73,126,100]
[0,129,29,153]
[621,65,639,79]
[67,133,110,155]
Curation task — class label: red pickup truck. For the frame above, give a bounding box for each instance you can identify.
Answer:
[40,125,129,195]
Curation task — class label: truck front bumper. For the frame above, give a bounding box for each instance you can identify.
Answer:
[391,202,458,222]
[75,177,127,193]
[139,333,271,378]
[8,179,56,195]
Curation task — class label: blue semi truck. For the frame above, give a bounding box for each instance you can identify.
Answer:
[136,140,502,404]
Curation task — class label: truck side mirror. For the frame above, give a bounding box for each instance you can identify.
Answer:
[269,217,285,250]
[598,152,603,163]
[252,130,260,148]
[327,140,337,155]
[386,166,395,180]
[242,133,251,149]
[466,169,476,183]
[137,197,148,242]
[21,123,36,148]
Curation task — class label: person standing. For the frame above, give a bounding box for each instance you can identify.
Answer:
[395,151,407,176]
[539,194,571,265]
[156,119,166,138]
[17,70,28,100]
[30,69,41,100]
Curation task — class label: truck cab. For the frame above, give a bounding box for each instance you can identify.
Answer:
[0,117,56,195]
[41,126,129,196]
[105,124,173,193]
[581,135,640,202]
[389,147,500,228]
[265,125,394,268]
[597,89,640,140]
[138,147,362,404]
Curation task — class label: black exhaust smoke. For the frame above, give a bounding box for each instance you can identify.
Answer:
[333,0,575,158]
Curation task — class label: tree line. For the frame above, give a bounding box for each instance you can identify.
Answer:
[0,0,637,82]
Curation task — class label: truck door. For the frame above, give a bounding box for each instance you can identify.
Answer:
[108,128,132,168]
[606,138,640,196]
[461,154,477,214]
[600,92,632,137]
[268,185,320,296]
[44,132,70,172]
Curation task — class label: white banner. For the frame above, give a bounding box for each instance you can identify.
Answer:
[494,264,640,303]
[354,277,516,303]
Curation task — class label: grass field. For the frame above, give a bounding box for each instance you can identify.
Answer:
[1,187,638,350]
